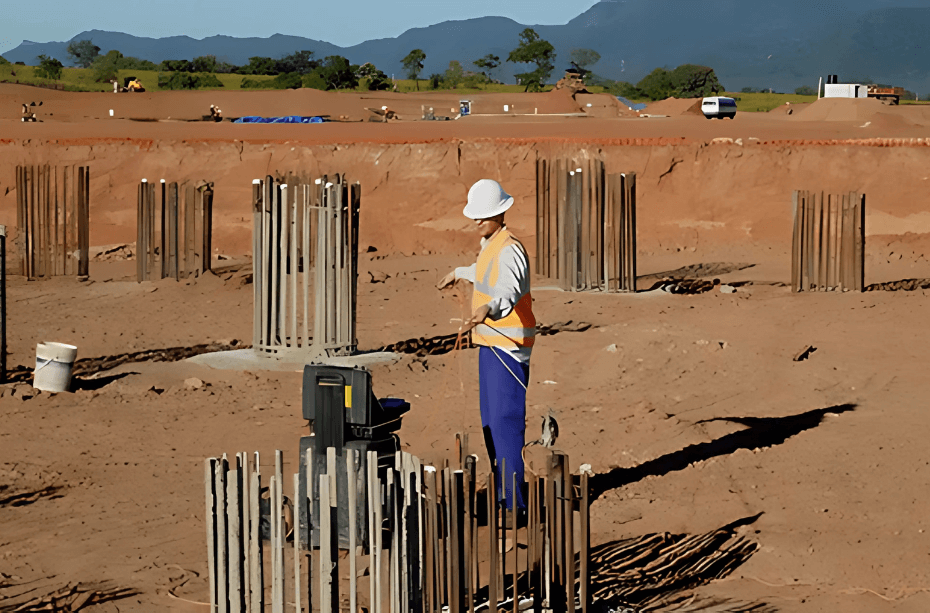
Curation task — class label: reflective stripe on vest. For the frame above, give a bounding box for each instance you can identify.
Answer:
[472,229,536,349]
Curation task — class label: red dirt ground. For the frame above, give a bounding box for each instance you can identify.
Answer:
[3,86,930,612]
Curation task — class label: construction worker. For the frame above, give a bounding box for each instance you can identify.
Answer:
[438,179,535,514]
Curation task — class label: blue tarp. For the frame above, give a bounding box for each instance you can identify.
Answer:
[234,116,325,124]
[616,96,648,111]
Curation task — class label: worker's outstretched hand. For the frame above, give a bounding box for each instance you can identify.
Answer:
[461,304,492,333]
[437,271,457,290]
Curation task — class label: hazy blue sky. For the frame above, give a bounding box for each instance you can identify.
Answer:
[0,0,600,55]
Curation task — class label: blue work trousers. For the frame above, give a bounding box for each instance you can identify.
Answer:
[479,346,529,510]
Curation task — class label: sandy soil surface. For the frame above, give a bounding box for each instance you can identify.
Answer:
[4,253,930,612]
[4,85,930,612]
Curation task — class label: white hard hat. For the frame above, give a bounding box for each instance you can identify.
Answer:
[463,179,514,220]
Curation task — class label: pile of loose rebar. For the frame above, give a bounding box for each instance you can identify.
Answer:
[588,528,761,612]
[0,581,137,612]
[380,322,593,357]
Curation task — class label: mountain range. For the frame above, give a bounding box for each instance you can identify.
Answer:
[5,0,930,93]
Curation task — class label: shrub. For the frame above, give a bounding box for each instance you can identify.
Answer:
[636,64,723,100]
[66,40,100,68]
[444,61,464,89]
[303,72,327,90]
[35,55,64,80]
[160,59,193,72]
[159,72,223,90]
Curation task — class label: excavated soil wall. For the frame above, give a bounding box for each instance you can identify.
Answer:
[2,139,929,266]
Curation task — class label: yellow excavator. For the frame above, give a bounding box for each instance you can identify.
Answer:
[122,76,145,93]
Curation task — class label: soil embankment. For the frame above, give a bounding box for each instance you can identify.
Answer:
[3,139,930,285]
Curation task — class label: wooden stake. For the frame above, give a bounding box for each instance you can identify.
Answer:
[302,185,311,348]
[625,173,638,292]
[580,163,589,290]
[426,467,439,613]
[137,181,145,281]
[374,454,385,613]
[450,470,463,613]
[463,460,475,613]
[527,474,536,611]
[169,182,180,281]
[348,451,359,613]
[251,452,263,613]
[320,474,334,613]
[239,454,251,613]
[228,463,243,613]
[855,193,865,291]
[791,190,800,292]
[14,167,23,276]
[804,192,817,292]
[564,470,574,613]
[290,183,299,348]
[161,180,167,279]
[510,472,518,613]
[216,456,229,613]
[26,165,34,278]
[812,192,823,290]
[204,185,213,272]
[79,167,89,277]
[206,458,219,611]
[273,451,285,613]
[542,478,558,609]
[293,473,301,613]
[579,472,589,613]
[368,453,379,613]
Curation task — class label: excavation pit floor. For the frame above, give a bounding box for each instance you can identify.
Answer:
[3,251,930,612]
[4,87,930,610]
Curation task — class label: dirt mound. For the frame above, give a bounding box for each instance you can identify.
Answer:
[575,93,638,118]
[769,102,812,115]
[866,111,916,131]
[792,97,890,122]
[645,97,704,116]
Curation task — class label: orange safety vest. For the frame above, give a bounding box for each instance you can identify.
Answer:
[472,228,536,350]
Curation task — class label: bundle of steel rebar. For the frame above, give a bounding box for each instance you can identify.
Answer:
[791,190,865,292]
[203,442,594,613]
[15,165,89,279]
[136,179,214,282]
[252,175,360,359]
[536,158,636,293]
[204,440,762,613]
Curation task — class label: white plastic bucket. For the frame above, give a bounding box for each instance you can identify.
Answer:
[34,342,78,392]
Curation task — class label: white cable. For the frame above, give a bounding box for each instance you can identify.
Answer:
[488,345,528,392]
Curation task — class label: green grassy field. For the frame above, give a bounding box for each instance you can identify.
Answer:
[0,65,833,112]
[0,65,278,91]
[723,92,818,112]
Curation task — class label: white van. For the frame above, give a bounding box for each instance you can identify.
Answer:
[701,96,737,119]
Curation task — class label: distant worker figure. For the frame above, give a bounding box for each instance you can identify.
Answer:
[438,179,536,513]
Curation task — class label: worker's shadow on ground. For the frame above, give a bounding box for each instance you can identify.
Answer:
[590,403,856,501]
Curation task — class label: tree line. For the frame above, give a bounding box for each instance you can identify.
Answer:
[9,39,926,99]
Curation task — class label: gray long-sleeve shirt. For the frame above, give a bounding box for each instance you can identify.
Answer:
[454,234,533,364]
